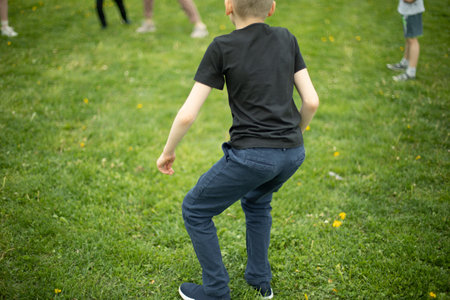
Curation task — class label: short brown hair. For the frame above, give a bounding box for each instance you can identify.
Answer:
[233,0,274,18]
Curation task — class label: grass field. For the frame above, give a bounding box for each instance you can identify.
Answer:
[0,0,449,299]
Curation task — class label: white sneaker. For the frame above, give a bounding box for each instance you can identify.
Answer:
[1,26,18,37]
[190,25,208,38]
[136,21,156,33]
[393,72,415,82]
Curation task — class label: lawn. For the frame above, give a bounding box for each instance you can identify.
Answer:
[0,0,449,299]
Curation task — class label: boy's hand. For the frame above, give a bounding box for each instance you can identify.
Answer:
[157,152,176,175]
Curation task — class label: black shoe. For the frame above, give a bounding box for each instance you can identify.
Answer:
[251,282,273,299]
[178,283,230,300]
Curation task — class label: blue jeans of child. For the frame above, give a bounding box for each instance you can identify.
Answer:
[182,142,306,297]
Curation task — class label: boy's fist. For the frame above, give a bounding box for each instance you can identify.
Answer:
[157,153,176,175]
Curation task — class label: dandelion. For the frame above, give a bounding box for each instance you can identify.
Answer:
[219,24,226,30]
[321,37,327,42]
[355,36,361,41]
[32,6,37,11]
[333,288,338,293]
[332,220,342,228]
[429,292,436,298]
[333,151,340,157]
[407,124,411,129]
[304,294,308,300]
[137,103,143,109]
[328,35,335,42]
[339,212,346,220]
[80,142,85,148]
[83,98,89,104]
[415,155,421,160]
[306,125,311,131]
[55,289,62,294]
[296,181,302,186]
[400,46,404,52]
[128,146,133,151]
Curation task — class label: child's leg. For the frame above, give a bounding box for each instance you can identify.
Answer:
[0,0,8,23]
[241,149,305,287]
[143,0,153,20]
[406,37,420,69]
[177,0,201,24]
[113,0,129,23]
[182,143,305,297]
[96,0,107,27]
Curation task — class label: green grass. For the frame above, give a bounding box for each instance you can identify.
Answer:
[1,0,449,299]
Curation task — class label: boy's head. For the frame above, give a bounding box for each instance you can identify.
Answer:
[227,0,275,19]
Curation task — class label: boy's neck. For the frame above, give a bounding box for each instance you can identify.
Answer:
[233,17,266,30]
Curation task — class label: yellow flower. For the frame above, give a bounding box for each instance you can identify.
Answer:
[429,292,436,298]
[128,146,133,151]
[32,6,37,11]
[304,294,308,300]
[321,37,327,42]
[219,24,226,31]
[400,46,404,52]
[150,280,155,284]
[306,125,311,131]
[328,35,335,42]
[55,289,62,294]
[355,36,361,41]
[80,142,85,148]
[332,220,342,228]
[83,98,89,104]
[339,212,346,220]
[333,288,338,293]
[7,41,11,46]
[137,103,143,109]
[415,155,421,160]
[333,151,340,157]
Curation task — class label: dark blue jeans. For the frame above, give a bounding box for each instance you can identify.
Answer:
[182,143,306,297]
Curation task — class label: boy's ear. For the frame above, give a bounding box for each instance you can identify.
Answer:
[268,1,276,17]
[225,0,233,16]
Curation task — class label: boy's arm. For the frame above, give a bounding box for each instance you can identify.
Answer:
[156,82,212,175]
[294,69,319,133]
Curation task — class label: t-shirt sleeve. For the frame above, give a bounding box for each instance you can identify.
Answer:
[194,40,225,90]
[293,35,307,73]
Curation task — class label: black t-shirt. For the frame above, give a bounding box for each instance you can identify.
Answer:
[194,23,306,149]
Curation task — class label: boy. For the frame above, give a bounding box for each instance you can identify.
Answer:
[387,0,425,81]
[157,0,319,299]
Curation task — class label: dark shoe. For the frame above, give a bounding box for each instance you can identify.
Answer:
[179,283,230,300]
[250,282,273,299]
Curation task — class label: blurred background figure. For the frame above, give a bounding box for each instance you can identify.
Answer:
[96,0,130,29]
[1,0,18,37]
[136,0,208,38]
[387,0,425,81]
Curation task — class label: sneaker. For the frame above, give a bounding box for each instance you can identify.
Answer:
[251,282,273,299]
[136,21,156,33]
[393,72,415,82]
[386,63,407,71]
[179,283,230,300]
[1,26,18,37]
[191,25,208,38]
